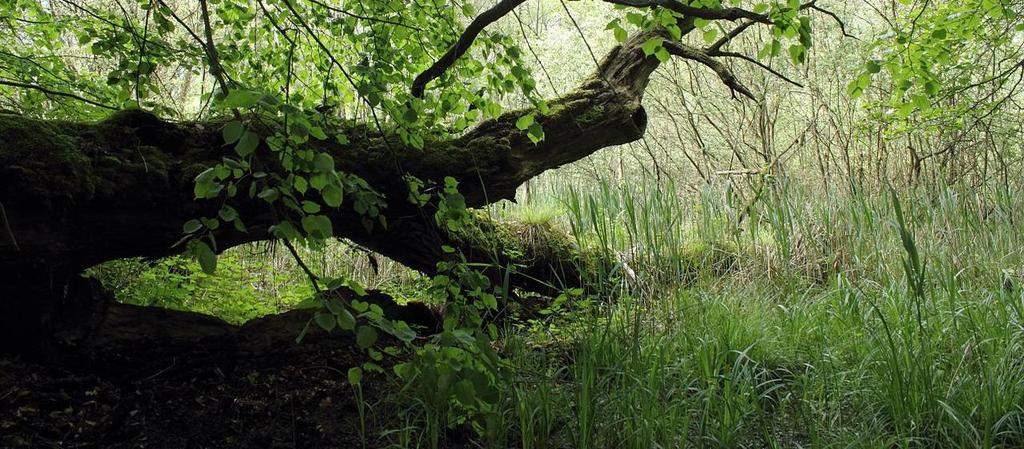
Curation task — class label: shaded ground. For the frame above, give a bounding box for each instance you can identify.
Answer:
[0,333,377,449]
[0,279,408,449]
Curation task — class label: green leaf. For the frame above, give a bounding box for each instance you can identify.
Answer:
[294,176,308,194]
[270,221,301,240]
[482,101,502,118]
[194,241,217,274]
[351,300,368,313]
[337,307,356,330]
[182,219,203,234]
[612,24,627,42]
[301,200,321,213]
[294,297,320,310]
[402,107,418,123]
[218,206,238,222]
[323,184,343,208]
[454,380,476,406]
[641,37,664,57]
[315,312,337,332]
[235,131,259,157]
[194,168,222,199]
[222,121,244,144]
[325,298,343,315]
[301,215,333,239]
[654,47,670,63]
[200,217,220,231]
[314,153,335,173]
[788,44,806,65]
[220,89,262,109]
[527,122,545,144]
[289,122,310,141]
[356,326,378,349]
[346,279,367,296]
[347,367,363,386]
[703,28,718,44]
[515,114,534,131]
[866,60,882,74]
[309,126,327,140]
[391,320,416,343]
[257,187,279,203]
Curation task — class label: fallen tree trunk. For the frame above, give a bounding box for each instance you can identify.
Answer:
[0,32,660,354]
[50,277,440,367]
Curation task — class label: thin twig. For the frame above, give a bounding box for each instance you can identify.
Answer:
[283,237,323,294]
[708,50,805,88]
[662,42,757,100]
[0,200,19,251]
[306,0,422,31]
[412,0,527,97]
[511,8,559,96]
[0,79,117,110]
[809,3,856,39]
[198,0,232,94]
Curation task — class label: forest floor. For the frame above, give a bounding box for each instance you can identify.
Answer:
[0,329,406,449]
[1,348,359,449]
[6,184,1024,449]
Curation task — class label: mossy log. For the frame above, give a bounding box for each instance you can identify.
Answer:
[48,277,440,370]
[0,33,659,355]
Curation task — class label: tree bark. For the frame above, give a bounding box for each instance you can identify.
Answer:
[0,32,660,354]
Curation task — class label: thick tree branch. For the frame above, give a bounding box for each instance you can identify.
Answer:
[0,32,654,295]
[0,16,803,353]
[603,0,770,22]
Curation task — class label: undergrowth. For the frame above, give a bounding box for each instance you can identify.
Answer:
[93,176,1024,448]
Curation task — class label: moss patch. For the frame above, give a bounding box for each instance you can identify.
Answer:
[0,114,95,207]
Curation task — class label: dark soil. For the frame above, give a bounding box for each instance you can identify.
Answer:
[0,332,384,449]
[0,277,420,449]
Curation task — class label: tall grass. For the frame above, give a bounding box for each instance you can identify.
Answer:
[95,168,1024,448]
[487,175,1024,449]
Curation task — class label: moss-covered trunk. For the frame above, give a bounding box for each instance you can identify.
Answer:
[0,32,660,354]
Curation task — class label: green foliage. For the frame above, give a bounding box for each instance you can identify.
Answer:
[88,252,311,325]
[435,177,472,232]
[393,249,507,449]
[850,0,1024,127]
[1,0,547,137]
